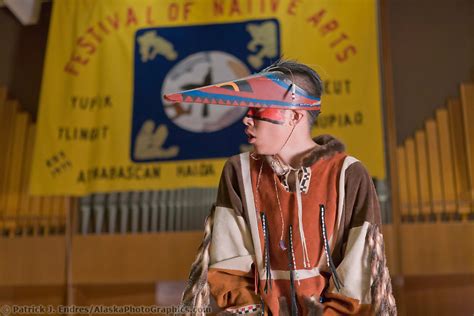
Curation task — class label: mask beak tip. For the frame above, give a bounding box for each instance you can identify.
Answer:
[163,93,182,102]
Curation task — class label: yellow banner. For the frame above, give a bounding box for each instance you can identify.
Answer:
[31,0,385,196]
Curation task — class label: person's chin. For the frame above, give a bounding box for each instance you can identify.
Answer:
[253,146,265,155]
[254,146,275,156]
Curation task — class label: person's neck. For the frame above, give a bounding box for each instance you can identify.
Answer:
[276,136,319,168]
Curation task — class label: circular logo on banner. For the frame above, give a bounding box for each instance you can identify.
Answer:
[161,51,250,133]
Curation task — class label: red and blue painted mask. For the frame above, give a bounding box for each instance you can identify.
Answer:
[245,107,287,125]
[164,71,321,111]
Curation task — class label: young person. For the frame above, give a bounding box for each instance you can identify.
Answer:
[165,60,396,316]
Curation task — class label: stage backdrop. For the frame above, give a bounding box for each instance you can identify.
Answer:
[30,0,385,195]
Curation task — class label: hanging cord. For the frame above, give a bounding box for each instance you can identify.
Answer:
[288,225,299,316]
[319,204,344,292]
[260,296,266,316]
[261,212,273,293]
[253,160,264,226]
[273,173,287,250]
[255,160,264,203]
[275,122,297,162]
[295,170,311,268]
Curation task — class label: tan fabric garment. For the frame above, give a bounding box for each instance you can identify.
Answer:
[205,134,394,315]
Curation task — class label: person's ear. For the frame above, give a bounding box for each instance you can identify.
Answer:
[289,110,305,126]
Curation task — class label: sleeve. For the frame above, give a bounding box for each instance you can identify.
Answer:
[208,159,261,311]
[322,161,396,316]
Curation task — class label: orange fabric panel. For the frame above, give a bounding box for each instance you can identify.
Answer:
[249,152,347,272]
[323,292,372,315]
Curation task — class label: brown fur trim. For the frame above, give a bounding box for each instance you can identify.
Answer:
[367,224,397,316]
[278,296,323,316]
[301,134,346,167]
[180,205,215,315]
[278,296,290,316]
[303,295,324,316]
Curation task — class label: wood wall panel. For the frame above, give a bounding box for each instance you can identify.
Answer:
[0,236,65,286]
[425,119,444,216]
[400,222,474,276]
[5,112,30,232]
[435,108,457,215]
[404,138,420,217]
[414,130,431,216]
[402,274,474,316]
[460,83,474,203]
[71,232,202,284]
[396,146,409,219]
[447,98,471,215]
[0,285,65,306]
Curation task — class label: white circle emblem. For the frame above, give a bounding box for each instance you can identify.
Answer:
[161,51,250,133]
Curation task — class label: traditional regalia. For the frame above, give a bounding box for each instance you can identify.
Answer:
[165,70,396,316]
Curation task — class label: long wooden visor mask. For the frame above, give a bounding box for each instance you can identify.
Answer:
[163,71,321,110]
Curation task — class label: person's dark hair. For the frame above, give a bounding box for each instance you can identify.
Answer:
[262,59,322,127]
